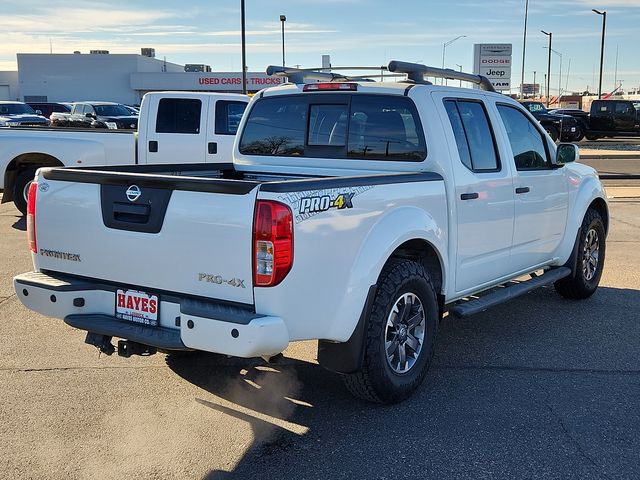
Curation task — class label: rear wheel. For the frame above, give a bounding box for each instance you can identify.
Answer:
[554,208,606,299]
[343,258,439,404]
[13,166,38,215]
[545,126,559,142]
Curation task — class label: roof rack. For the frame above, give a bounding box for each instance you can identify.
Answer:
[265,62,495,92]
[387,60,496,92]
[265,65,401,84]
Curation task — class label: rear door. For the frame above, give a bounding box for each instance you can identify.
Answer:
[205,99,247,162]
[613,102,635,131]
[434,92,515,293]
[142,96,209,164]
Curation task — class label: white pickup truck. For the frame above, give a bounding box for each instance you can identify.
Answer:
[0,92,248,213]
[14,62,608,404]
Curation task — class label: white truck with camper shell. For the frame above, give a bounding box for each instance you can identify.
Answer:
[0,92,248,214]
[14,62,608,404]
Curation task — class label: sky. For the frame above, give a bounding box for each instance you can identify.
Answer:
[1,0,639,94]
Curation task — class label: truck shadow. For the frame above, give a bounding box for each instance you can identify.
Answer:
[12,216,26,231]
[166,285,640,479]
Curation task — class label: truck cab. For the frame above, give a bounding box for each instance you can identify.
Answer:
[588,99,640,137]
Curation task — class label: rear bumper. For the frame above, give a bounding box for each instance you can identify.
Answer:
[14,271,289,357]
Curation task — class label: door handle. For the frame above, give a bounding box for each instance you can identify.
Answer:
[208,142,217,154]
[515,187,530,194]
[149,140,158,152]
[460,192,479,200]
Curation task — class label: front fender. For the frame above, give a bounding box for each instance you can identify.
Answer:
[554,166,608,266]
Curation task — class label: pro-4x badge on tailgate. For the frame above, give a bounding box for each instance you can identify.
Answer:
[299,192,355,214]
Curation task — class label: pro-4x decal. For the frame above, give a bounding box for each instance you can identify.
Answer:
[299,192,354,214]
[277,185,374,223]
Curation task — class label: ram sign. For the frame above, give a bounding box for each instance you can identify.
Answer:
[473,44,512,91]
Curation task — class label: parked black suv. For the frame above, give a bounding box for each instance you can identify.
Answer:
[520,101,582,142]
[26,102,71,120]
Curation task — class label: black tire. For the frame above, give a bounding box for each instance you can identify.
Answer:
[554,209,606,299]
[545,125,559,142]
[585,134,599,141]
[13,166,38,215]
[343,258,439,404]
[573,130,585,142]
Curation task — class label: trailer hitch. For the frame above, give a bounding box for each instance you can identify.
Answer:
[84,332,115,356]
[117,340,157,358]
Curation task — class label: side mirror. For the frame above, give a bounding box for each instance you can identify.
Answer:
[556,143,579,165]
[35,110,42,115]
[85,112,94,118]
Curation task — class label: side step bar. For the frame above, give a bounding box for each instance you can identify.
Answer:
[449,267,571,318]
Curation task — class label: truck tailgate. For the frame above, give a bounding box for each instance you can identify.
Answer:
[33,171,259,305]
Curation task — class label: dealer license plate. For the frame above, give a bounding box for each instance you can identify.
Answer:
[115,289,159,326]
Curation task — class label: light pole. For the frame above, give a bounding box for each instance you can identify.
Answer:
[593,9,606,99]
[280,15,286,67]
[533,70,536,98]
[520,0,529,99]
[541,30,552,107]
[543,47,563,105]
[442,35,467,85]
[241,0,247,95]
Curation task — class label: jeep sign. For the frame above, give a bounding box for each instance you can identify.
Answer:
[473,44,512,91]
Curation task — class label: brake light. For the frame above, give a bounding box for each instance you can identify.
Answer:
[253,200,293,287]
[303,83,358,91]
[27,182,38,253]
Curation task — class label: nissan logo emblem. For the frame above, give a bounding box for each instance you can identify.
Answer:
[126,185,142,202]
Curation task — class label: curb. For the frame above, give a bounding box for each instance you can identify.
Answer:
[581,154,640,160]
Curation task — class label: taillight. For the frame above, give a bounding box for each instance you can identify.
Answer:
[27,181,38,253]
[303,83,357,91]
[253,200,293,287]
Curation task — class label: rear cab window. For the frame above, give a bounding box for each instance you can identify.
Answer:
[239,93,426,161]
[156,98,202,134]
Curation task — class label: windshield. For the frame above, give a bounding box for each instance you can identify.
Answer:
[0,103,36,115]
[525,102,547,113]
[94,104,134,117]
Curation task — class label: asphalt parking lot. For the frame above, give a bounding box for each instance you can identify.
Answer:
[1,189,639,479]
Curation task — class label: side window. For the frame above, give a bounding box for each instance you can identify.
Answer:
[615,102,631,115]
[347,96,426,161]
[156,98,202,134]
[215,100,247,135]
[444,99,499,172]
[497,105,550,170]
[239,97,306,156]
[85,105,95,115]
[308,104,348,146]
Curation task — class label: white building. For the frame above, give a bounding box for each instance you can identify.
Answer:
[0,71,19,101]
[9,52,284,104]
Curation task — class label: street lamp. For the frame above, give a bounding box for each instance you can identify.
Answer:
[520,0,529,99]
[456,64,463,87]
[593,9,606,99]
[442,35,466,85]
[280,15,286,67]
[241,0,247,94]
[541,30,552,107]
[544,47,563,106]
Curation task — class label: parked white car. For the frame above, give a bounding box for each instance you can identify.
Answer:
[14,62,608,404]
[0,92,248,213]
